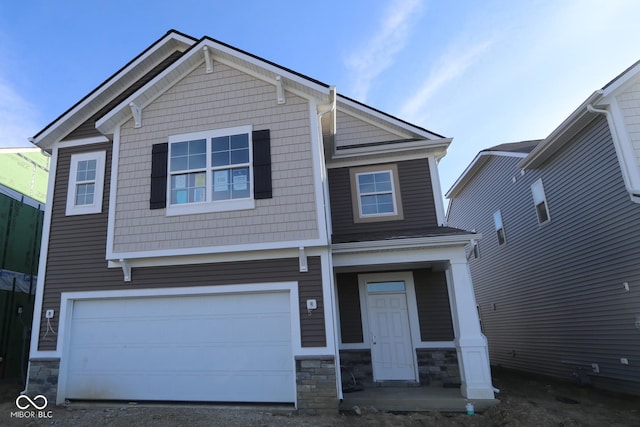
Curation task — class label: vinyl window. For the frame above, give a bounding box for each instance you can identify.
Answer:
[493,210,506,245]
[531,179,551,224]
[350,164,403,223]
[65,151,106,216]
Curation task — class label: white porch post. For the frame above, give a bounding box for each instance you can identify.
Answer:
[447,253,494,399]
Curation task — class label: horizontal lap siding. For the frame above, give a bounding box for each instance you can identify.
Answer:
[413,269,454,341]
[337,269,453,344]
[334,110,401,148]
[336,273,363,343]
[329,159,438,240]
[114,62,318,253]
[447,116,640,394]
[40,144,325,350]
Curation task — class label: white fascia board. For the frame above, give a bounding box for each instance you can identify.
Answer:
[32,32,195,149]
[96,39,332,135]
[601,60,640,97]
[331,137,451,160]
[446,150,527,198]
[337,96,445,140]
[332,233,480,254]
[202,38,331,96]
[28,145,59,360]
[107,238,329,266]
[519,91,603,169]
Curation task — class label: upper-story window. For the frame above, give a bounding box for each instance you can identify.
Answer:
[349,164,403,223]
[531,179,551,225]
[155,125,273,216]
[493,210,506,245]
[66,151,106,216]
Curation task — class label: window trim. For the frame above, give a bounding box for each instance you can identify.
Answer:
[531,178,551,225]
[166,125,256,216]
[493,210,506,246]
[350,164,403,223]
[65,151,106,216]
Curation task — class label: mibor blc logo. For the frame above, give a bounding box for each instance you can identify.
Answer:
[11,394,53,419]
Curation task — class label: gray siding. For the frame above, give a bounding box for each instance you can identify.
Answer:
[447,115,640,394]
[414,269,454,341]
[329,158,438,242]
[40,144,326,350]
[65,51,184,141]
[336,273,363,343]
[336,269,453,344]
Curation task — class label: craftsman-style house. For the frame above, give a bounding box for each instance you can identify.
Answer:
[26,30,494,412]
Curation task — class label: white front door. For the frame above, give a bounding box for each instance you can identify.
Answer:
[367,282,416,381]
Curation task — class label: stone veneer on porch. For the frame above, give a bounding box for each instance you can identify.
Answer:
[340,349,460,387]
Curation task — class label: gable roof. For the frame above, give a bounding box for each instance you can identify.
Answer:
[31,30,196,149]
[32,30,447,151]
[445,139,542,198]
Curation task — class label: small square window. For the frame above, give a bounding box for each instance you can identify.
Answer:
[66,151,106,216]
[350,164,403,223]
[493,210,506,245]
[531,179,551,225]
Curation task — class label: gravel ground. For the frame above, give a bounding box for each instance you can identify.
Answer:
[1,368,638,426]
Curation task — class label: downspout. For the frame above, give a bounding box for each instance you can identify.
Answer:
[316,87,344,401]
[587,104,640,200]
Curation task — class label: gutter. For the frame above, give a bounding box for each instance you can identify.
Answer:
[587,104,640,200]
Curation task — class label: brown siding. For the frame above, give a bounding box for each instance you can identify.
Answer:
[65,51,184,141]
[329,158,438,242]
[336,273,363,343]
[414,269,454,341]
[40,144,326,350]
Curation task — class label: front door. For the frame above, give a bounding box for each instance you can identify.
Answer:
[366,281,416,381]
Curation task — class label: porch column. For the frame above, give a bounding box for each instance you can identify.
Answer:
[447,256,494,399]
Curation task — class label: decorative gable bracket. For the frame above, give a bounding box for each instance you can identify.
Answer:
[275,75,286,104]
[299,247,308,273]
[119,259,132,282]
[129,102,142,128]
[203,46,213,73]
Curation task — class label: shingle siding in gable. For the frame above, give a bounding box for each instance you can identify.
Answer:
[616,79,640,165]
[447,115,640,395]
[113,62,318,253]
[334,110,402,148]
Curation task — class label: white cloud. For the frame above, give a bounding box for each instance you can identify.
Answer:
[345,0,423,101]
[398,39,493,123]
[0,77,39,148]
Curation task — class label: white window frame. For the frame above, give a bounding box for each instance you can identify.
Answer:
[65,151,106,216]
[166,125,255,216]
[350,164,403,223]
[493,210,506,245]
[531,178,551,225]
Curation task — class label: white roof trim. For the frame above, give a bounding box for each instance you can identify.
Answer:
[337,95,444,140]
[31,31,195,149]
[446,150,527,198]
[97,38,333,135]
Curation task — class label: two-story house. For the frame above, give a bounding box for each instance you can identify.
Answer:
[446,60,640,395]
[26,30,495,413]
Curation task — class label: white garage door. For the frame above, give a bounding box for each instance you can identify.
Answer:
[65,291,295,403]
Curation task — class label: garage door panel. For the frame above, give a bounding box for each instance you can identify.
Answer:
[65,291,295,403]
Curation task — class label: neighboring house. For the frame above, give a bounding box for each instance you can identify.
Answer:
[446,60,640,395]
[26,30,494,412]
[0,148,48,381]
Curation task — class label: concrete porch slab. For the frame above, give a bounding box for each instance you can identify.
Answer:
[339,386,500,413]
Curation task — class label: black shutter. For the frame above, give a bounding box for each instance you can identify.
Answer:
[252,129,272,199]
[150,143,168,209]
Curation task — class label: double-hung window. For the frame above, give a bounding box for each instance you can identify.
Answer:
[493,210,506,245]
[350,164,403,222]
[66,151,106,216]
[531,179,551,225]
[166,126,255,215]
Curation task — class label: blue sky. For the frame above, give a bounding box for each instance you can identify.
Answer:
[1,0,640,195]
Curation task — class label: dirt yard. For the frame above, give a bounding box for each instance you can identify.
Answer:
[1,367,638,426]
